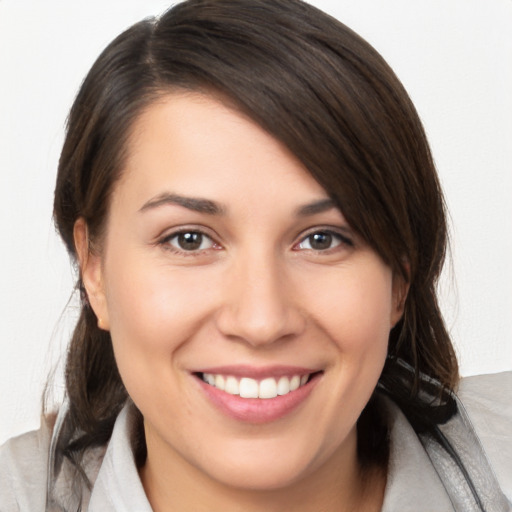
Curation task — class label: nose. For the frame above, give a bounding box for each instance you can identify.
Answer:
[215,253,306,347]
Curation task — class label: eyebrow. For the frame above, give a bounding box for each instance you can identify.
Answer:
[139,193,225,215]
[139,193,337,217]
[296,198,337,216]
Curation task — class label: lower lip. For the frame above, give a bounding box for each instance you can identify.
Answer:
[195,374,320,424]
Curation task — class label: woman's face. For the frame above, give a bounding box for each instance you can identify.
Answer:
[83,92,405,491]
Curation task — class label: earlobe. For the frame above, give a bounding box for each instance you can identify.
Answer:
[73,218,110,331]
[390,273,410,328]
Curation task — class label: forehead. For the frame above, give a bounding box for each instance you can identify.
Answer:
[113,92,330,214]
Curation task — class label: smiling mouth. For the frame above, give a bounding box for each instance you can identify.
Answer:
[197,372,320,399]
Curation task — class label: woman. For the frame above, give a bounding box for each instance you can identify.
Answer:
[1,0,510,510]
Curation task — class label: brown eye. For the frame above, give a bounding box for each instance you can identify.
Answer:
[309,232,334,250]
[167,231,214,251]
[297,231,346,251]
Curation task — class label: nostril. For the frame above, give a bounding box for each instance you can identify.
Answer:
[215,305,307,348]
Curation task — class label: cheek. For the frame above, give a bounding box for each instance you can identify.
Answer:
[301,262,394,354]
[102,253,220,412]
[101,249,223,408]
[104,255,214,349]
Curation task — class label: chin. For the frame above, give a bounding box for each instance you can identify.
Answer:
[192,435,327,492]
[208,458,312,492]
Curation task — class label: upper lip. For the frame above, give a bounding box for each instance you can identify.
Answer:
[192,365,321,379]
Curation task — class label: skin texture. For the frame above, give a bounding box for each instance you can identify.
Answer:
[76,92,406,511]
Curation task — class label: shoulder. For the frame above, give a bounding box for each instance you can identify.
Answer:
[457,371,512,500]
[0,415,55,511]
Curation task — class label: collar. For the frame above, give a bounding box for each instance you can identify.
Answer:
[69,399,456,511]
[381,397,454,511]
[48,394,509,511]
[88,403,152,512]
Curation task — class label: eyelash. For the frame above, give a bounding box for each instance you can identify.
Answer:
[159,228,220,256]
[158,227,353,256]
[293,228,354,253]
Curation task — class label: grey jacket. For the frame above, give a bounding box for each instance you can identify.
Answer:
[1,372,511,511]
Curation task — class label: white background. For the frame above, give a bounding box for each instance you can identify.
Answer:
[0,0,511,445]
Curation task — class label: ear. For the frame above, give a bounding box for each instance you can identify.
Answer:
[74,218,110,331]
[390,270,410,328]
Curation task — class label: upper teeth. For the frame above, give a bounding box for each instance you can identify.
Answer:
[202,373,309,399]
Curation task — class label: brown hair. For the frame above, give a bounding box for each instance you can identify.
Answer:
[53,0,457,478]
